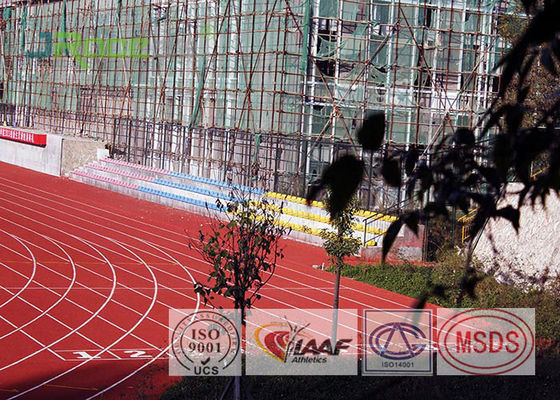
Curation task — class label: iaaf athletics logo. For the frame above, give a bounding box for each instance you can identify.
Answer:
[247,309,358,375]
[254,321,351,363]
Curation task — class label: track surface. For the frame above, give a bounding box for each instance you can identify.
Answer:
[0,162,422,399]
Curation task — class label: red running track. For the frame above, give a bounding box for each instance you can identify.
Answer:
[0,162,425,399]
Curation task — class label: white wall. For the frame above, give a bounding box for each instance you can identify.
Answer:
[0,135,63,176]
[474,183,560,285]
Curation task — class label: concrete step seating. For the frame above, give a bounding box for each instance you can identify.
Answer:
[72,170,139,189]
[252,201,386,243]
[102,163,247,202]
[72,167,224,211]
[89,162,242,204]
[69,159,392,247]
[266,191,398,223]
[265,191,394,239]
[103,158,263,195]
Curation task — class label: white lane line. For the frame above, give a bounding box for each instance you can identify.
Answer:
[87,238,201,400]
[0,232,118,372]
[0,198,423,344]
[9,238,158,399]
[0,196,441,387]
[0,177,433,338]
[0,286,336,291]
[0,314,64,361]
[0,201,371,358]
[0,197,365,357]
[0,176,440,338]
[0,241,162,353]
[0,230,77,342]
[0,179,444,394]
[0,177,415,308]
[0,233,36,309]
[0,203,367,335]
[0,192,379,317]
[0,219,192,338]
[2,197,415,399]
[54,347,163,352]
[0,191,441,346]
[0,262,124,360]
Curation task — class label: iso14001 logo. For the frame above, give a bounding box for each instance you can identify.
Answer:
[363,309,433,375]
[169,310,241,376]
[369,322,427,361]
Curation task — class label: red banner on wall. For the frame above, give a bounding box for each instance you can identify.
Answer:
[0,127,47,147]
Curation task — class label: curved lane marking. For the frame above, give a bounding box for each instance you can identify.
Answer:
[0,229,76,341]
[9,238,158,399]
[0,232,117,372]
[88,237,200,399]
[0,232,37,309]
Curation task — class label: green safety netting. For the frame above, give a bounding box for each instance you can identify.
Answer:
[0,0,511,145]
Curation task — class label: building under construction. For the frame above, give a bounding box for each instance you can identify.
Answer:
[0,0,514,209]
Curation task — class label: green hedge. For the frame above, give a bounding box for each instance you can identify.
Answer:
[339,253,560,351]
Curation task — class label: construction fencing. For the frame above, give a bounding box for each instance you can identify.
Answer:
[0,0,514,209]
[111,117,395,209]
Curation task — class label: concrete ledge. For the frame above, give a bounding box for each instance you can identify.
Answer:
[61,137,107,175]
[0,134,62,176]
[0,129,106,176]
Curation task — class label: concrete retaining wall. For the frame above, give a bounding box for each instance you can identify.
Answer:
[0,131,106,176]
[0,134,62,176]
[474,183,560,285]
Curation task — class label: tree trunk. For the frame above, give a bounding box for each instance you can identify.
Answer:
[331,262,342,346]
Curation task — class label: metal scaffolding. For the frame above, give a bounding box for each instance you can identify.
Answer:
[0,0,514,209]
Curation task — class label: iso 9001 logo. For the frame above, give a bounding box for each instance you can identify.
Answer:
[169,309,241,376]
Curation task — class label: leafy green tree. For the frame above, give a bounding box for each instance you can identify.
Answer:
[194,198,287,324]
[193,197,287,399]
[320,194,361,307]
[320,194,362,340]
